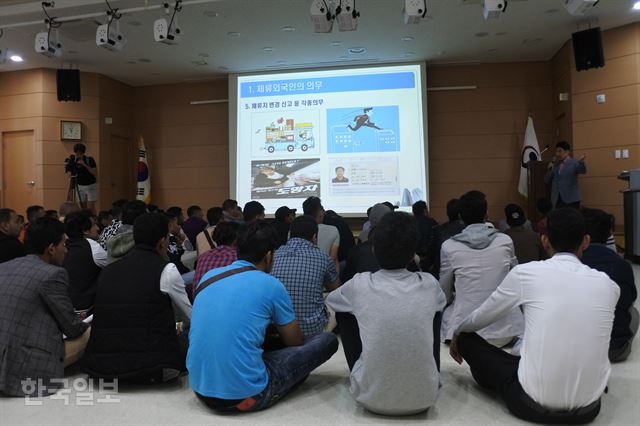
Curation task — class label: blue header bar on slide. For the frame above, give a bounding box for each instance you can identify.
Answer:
[240,72,415,98]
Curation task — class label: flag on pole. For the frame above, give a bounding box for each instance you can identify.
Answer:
[518,116,541,198]
[136,136,151,204]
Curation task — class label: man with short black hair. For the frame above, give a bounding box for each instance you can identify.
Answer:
[303,197,339,270]
[0,217,89,396]
[273,206,296,249]
[440,191,522,346]
[0,208,26,263]
[328,212,445,415]
[272,215,340,338]
[84,213,191,382]
[193,221,240,292]
[243,201,265,223]
[196,207,224,257]
[183,205,208,247]
[188,220,338,412]
[426,198,465,278]
[72,143,98,212]
[545,141,587,209]
[450,208,619,424]
[222,199,243,223]
[581,207,638,362]
[19,205,45,243]
[412,200,438,270]
[62,211,107,313]
[98,199,126,249]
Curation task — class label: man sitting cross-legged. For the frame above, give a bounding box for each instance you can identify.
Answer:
[449,208,619,424]
[187,220,338,412]
[271,215,340,338]
[327,212,446,416]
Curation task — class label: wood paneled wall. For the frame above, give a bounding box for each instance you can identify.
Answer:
[426,62,554,223]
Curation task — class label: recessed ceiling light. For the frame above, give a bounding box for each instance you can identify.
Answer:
[331,41,342,47]
[348,47,366,54]
[198,53,210,58]
[401,36,415,42]
[138,58,152,63]
[495,32,507,36]
[227,32,240,37]
[475,32,489,38]
[203,10,219,17]
[404,52,415,57]
[281,26,296,32]
[127,20,142,26]
[633,1,640,10]
[339,56,348,61]
[263,47,274,52]
[10,55,23,62]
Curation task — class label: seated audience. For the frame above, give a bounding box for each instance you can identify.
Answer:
[98,199,127,249]
[273,206,296,249]
[196,207,223,257]
[193,221,240,291]
[534,197,552,235]
[0,217,89,396]
[19,205,45,243]
[96,210,112,233]
[450,208,619,424]
[84,213,191,382]
[327,212,446,415]
[222,198,243,223]
[62,211,107,313]
[303,197,340,270]
[243,201,265,223]
[183,205,208,247]
[324,210,355,264]
[58,201,81,221]
[425,198,465,278]
[341,203,391,283]
[45,209,59,220]
[413,200,438,271]
[605,215,618,253]
[581,207,638,362]
[359,206,372,242]
[187,220,338,412]
[503,204,543,264]
[0,208,26,263]
[271,215,340,337]
[166,212,190,275]
[106,200,147,264]
[440,191,522,346]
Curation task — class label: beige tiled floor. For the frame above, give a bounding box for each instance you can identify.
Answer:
[1,269,639,426]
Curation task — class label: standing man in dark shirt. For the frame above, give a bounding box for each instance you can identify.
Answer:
[0,208,26,264]
[72,144,98,213]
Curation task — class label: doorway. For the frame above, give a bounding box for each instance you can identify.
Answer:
[2,130,37,214]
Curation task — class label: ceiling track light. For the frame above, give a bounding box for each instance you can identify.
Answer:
[403,0,427,24]
[335,0,359,32]
[310,0,334,33]
[35,1,62,58]
[155,1,183,44]
[564,0,600,16]
[483,0,507,19]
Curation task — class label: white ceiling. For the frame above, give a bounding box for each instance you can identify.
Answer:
[0,0,639,86]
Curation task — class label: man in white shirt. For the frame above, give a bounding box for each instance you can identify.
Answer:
[450,208,619,424]
[303,197,340,272]
[440,190,523,346]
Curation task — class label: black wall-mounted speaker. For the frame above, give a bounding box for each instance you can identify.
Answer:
[572,27,605,72]
[56,69,81,102]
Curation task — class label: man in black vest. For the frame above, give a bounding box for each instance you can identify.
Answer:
[84,213,192,383]
[0,208,26,264]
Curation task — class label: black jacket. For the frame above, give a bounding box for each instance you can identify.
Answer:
[62,238,101,310]
[0,231,26,264]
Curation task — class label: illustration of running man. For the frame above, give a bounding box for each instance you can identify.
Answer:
[347,107,383,131]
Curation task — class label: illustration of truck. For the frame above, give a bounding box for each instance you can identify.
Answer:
[265,118,315,153]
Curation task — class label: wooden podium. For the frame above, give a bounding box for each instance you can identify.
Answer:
[526,161,550,225]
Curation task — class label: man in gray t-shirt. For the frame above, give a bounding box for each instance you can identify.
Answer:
[327,212,446,416]
[303,197,340,271]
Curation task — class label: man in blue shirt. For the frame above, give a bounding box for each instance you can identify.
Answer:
[187,220,338,412]
[271,215,340,338]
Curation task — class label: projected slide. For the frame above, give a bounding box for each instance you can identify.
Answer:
[234,64,427,215]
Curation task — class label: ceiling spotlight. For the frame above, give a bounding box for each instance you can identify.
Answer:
[10,55,23,63]
[310,0,334,33]
[633,1,640,10]
[403,0,427,24]
[154,1,183,45]
[36,2,63,58]
[564,0,599,16]
[335,0,359,32]
[483,0,507,19]
[97,2,126,51]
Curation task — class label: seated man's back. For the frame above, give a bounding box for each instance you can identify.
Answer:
[271,216,339,337]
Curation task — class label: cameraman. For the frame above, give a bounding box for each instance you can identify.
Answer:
[69,143,98,212]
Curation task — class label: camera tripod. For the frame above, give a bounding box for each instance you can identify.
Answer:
[67,174,87,210]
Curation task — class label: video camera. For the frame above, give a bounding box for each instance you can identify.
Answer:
[65,154,82,175]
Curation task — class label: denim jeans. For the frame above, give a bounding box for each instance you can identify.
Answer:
[248,332,338,411]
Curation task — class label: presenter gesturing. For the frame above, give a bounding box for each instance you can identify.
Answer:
[544,141,586,209]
